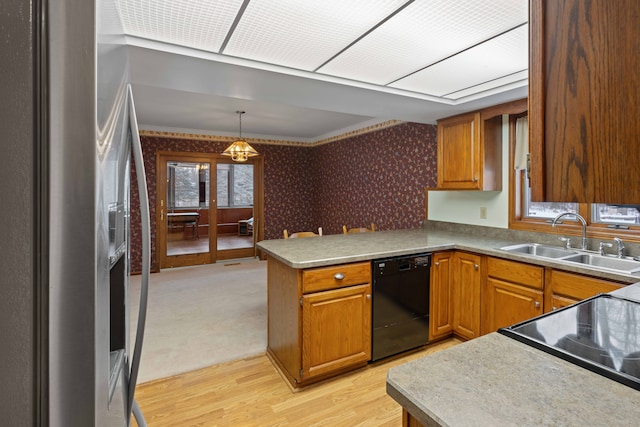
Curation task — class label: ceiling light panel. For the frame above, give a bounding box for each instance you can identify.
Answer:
[222,0,408,71]
[114,0,244,52]
[389,25,529,98]
[317,0,528,86]
[444,70,528,100]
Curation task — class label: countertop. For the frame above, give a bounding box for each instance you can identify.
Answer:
[386,331,640,427]
[256,228,640,283]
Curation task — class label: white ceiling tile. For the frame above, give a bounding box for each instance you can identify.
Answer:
[223,0,408,71]
[389,24,529,97]
[317,0,528,86]
[114,0,244,52]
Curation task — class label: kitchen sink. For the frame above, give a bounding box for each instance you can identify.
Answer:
[562,253,640,274]
[499,243,578,259]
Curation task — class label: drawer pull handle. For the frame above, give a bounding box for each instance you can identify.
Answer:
[334,273,345,280]
[534,301,540,309]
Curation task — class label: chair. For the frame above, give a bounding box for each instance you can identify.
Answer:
[283,227,323,239]
[342,223,375,234]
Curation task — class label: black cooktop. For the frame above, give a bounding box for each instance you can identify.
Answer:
[499,294,640,391]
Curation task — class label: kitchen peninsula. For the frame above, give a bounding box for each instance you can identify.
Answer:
[257,223,640,390]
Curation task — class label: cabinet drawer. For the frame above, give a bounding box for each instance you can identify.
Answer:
[549,270,623,301]
[302,261,371,294]
[488,257,543,290]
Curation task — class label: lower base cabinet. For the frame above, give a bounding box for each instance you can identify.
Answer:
[266,257,372,388]
[483,257,544,334]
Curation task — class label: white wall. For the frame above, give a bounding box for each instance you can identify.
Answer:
[428,115,510,228]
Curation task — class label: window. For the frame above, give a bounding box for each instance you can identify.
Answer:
[167,162,209,209]
[592,204,640,225]
[524,174,579,219]
[217,163,253,208]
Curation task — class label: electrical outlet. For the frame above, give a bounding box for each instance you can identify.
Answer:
[480,207,488,219]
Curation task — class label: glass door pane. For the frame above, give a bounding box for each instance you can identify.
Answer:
[166,161,210,257]
[216,162,255,258]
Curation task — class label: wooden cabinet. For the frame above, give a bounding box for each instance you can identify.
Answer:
[266,258,371,388]
[483,257,544,334]
[436,109,503,191]
[301,282,371,379]
[452,252,483,340]
[544,269,624,312]
[429,252,454,341]
[529,0,640,203]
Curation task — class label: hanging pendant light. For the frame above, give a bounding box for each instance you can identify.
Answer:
[222,110,259,162]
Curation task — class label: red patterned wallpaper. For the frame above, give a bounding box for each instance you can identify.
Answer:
[129,122,436,272]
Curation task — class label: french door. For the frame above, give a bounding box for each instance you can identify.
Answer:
[156,151,264,269]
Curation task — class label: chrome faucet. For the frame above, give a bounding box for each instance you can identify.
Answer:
[552,212,588,250]
[614,237,625,258]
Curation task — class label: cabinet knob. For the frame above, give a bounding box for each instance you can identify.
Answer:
[435,262,440,267]
[334,273,345,280]
[366,294,371,300]
[534,301,541,309]
[474,264,479,270]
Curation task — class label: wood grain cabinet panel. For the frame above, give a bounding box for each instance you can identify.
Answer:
[302,283,371,379]
[529,0,640,203]
[452,252,482,340]
[435,106,507,191]
[483,258,544,334]
[429,252,454,341]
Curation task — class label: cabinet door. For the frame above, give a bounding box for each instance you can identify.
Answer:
[430,252,454,340]
[452,252,482,340]
[437,112,481,190]
[301,283,371,380]
[529,0,640,203]
[484,278,543,333]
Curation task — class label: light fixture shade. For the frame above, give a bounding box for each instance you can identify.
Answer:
[222,110,259,162]
[222,139,259,162]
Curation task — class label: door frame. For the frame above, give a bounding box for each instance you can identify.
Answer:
[156,151,264,269]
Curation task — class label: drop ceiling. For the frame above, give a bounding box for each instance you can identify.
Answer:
[103,0,529,142]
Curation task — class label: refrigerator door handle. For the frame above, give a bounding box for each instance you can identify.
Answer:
[126,84,150,427]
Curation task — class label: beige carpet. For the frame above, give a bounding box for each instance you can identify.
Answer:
[129,258,267,383]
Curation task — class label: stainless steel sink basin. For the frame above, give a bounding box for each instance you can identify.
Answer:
[562,253,640,273]
[500,243,578,259]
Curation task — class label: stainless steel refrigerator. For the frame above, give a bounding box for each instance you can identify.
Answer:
[1,0,149,425]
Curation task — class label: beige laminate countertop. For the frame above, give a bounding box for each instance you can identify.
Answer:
[256,228,640,283]
[386,331,640,427]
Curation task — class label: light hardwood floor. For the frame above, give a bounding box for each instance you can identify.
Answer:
[132,338,461,427]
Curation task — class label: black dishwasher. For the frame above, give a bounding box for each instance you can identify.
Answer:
[371,253,431,361]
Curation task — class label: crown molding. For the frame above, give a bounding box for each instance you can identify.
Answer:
[139,120,404,147]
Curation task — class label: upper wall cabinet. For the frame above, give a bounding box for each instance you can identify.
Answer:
[435,99,527,191]
[529,0,640,203]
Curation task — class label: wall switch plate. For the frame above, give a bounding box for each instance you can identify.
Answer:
[480,207,488,219]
